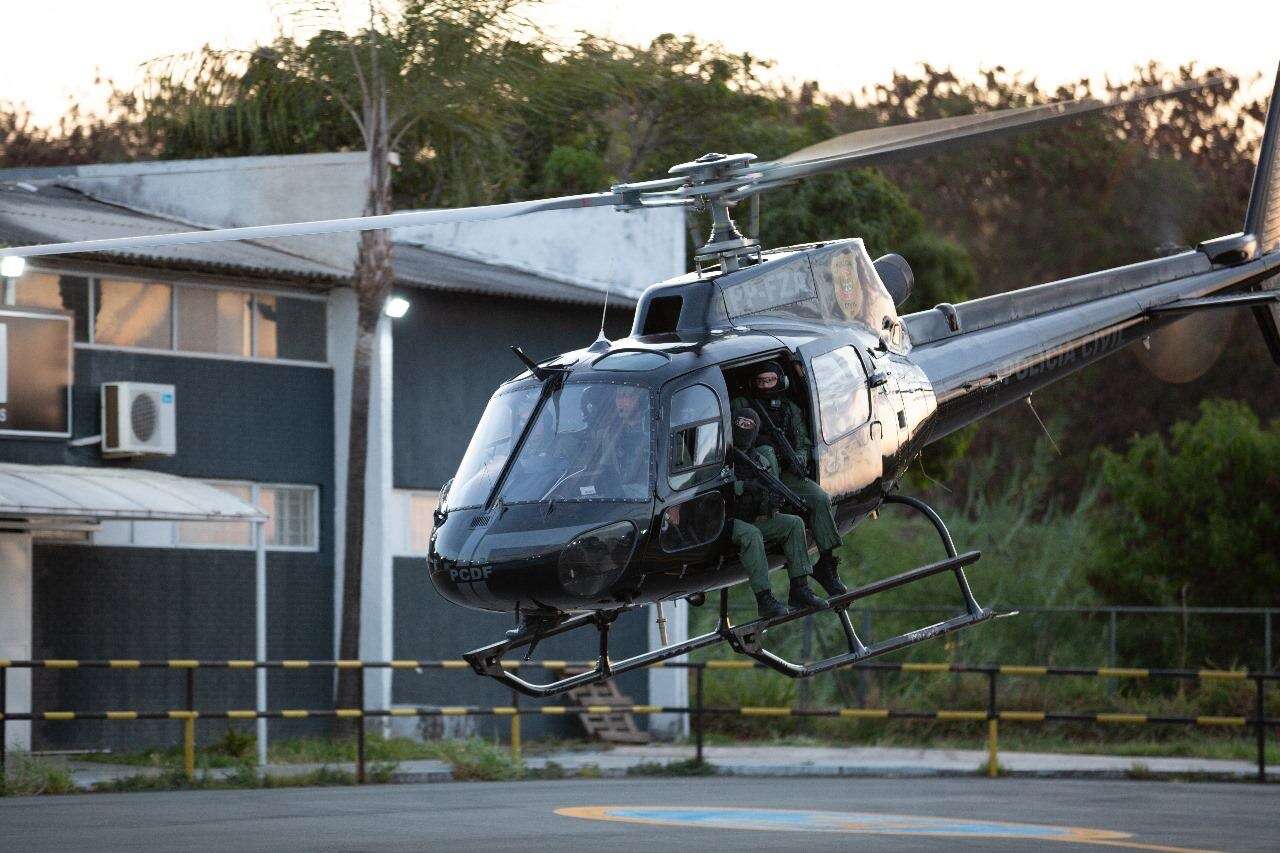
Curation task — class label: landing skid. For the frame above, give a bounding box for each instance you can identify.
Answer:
[463,494,1006,698]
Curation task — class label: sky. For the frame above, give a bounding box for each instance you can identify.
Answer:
[2,0,1277,126]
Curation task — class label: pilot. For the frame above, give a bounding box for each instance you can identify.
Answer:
[735,361,848,597]
[581,384,648,498]
[729,407,827,620]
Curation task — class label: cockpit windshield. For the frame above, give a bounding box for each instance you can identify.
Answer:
[448,381,653,510]
[499,383,652,504]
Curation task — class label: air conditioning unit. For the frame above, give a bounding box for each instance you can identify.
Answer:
[101,382,176,457]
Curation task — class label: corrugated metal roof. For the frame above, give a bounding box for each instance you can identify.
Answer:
[0,463,267,522]
[393,242,637,308]
[0,183,349,284]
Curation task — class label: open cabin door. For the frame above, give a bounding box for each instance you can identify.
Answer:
[797,339,882,502]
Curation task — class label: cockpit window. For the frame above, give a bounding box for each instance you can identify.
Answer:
[447,384,542,510]
[498,383,652,504]
[668,384,723,491]
[593,350,669,371]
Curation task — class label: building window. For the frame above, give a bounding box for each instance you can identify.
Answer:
[255,294,326,362]
[19,265,327,364]
[11,271,91,341]
[393,489,439,555]
[177,287,251,356]
[95,278,172,349]
[259,484,319,550]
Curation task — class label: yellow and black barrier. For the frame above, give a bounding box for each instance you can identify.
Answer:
[1,658,1275,786]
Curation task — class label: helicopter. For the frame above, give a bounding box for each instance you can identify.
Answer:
[6,68,1279,699]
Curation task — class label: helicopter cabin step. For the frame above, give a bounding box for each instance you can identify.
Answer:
[564,667,651,744]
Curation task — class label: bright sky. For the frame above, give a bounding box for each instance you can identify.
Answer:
[3,0,1277,126]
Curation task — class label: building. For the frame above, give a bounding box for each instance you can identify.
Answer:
[0,152,688,754]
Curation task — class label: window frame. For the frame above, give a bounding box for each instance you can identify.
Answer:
[665,382,726,491]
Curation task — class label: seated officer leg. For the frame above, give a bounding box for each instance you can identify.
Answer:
[760,514,826,611]
[782,472,847,596]
[732,519,787,619]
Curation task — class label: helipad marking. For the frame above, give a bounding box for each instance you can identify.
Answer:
[555,806,1218,852]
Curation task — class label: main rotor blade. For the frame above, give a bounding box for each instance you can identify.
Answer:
[1,191,627,259]
[742,76,1225,191]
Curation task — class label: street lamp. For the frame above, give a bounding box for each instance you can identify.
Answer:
[1,255,24,305]
[384,296,410,318]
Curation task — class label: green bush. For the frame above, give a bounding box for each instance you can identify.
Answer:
[0,752,76,796]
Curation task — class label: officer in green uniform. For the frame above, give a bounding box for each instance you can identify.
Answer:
[729,408,827,620]
[734,361,848,597]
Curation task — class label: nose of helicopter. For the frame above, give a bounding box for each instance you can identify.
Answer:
[428,503,648,613]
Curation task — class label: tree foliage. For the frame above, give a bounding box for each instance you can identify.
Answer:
[1089,399,1280,609]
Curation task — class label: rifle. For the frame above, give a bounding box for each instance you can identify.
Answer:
[750,400,809,477]
[731,446,810,519]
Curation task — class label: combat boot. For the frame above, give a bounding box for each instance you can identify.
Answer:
[754,589,789,620]
[788,576,828,611]
[811,551,847,596]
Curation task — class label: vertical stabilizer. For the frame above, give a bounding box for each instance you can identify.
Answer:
[1246,64,1280,363]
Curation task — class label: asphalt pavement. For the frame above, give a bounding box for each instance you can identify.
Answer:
[2,776,1276,852]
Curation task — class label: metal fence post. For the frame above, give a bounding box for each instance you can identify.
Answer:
[1256,676,1267,784]
[509,689,522,767]
[1,666,7,791]
[799,617,814,710]
[356,666,366,785]
[986,670,999,778]
[694,664,705,767]
[1266,612,1273,674]
[183,668,196,782]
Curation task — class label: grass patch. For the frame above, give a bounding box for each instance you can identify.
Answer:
[0,752,76,796]
[626,758,715,777]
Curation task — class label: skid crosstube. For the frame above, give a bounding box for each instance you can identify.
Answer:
[463,494,1001,698]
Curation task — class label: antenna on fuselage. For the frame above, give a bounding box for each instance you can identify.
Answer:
[588,255,617,353]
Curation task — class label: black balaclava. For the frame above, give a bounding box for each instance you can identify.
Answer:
[732,407,760,451]
[753,361,788,401]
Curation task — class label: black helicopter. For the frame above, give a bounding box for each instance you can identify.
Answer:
[7,68,1280,699]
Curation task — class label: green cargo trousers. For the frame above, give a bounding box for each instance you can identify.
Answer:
[732,514,812,594]
[780,472,842,553]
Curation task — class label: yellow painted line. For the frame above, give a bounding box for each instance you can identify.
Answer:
[706,660,754,669]
[1000,711,1046,722]
[1196,716,1246,726]
[281,710,309,719]
[901,662,950,673]
[0,660,8,668]
[108,659,141,669]
[44,711,75,721]
[839,708,889,719]
[1000,665,1048,676]
[1197,669,1246,681]
[441,660,469,669]
[390,660,419,669]
[168,711,199,720]
[168,660,199,669]
[541,707,568,715]
[335,660,363,669]
[227,710,258,720]
[492,707,517,716]
[335,709,363,718]
[1096,713,1147,724]
[631,705,662,714]
[540,660,568,670]
[584,705,616,714]
[44,660,79,669]
[740,707,791,717]
[936,710,987,721]
[228,660,256,669]
[281,660,310,669]
[500,660,522,669]
[389,708,418,717]
[1096,667,1148,679]
[440,707,469,716]
[106,711,137,721]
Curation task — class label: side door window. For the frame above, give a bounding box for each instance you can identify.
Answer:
[812,346,871,443]
[668,384,724,491]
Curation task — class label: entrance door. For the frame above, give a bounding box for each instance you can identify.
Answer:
[0,532,32,752]
[803,342,882,500]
